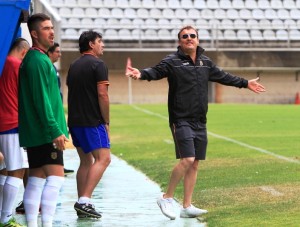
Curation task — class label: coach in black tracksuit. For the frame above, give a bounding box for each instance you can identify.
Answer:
[126,25,266,220]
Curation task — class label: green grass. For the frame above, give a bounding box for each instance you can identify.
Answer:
[110,104,300,227]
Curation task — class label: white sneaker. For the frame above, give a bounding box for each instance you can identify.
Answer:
[180,204,208,218]
[157,196,176,220]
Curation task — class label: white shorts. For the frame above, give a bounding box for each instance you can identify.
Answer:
[0,133,29,171]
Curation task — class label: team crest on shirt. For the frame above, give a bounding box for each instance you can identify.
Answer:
[199,60,203,66]
[51,152,57,160]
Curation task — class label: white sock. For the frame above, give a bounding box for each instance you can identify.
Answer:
[1,176,22,223]
[41,176,64,226]
[0,175,7,213]
[24,177,46,227]
[78,196,90,204]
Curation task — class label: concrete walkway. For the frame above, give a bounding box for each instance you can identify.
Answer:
[15,149,205,227]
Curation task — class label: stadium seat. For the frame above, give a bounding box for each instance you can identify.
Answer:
[214,9,227,19]
[183,18,195,26]
[247,19,259,29]
[81,18,94,27]
[226,9,239,19]
[132,18,144,27]
[155,0,168,8]
[290,9,300,20]
[67,18,81,27]
[232,0,245,9]
[265,9,278,19]
[262,30,276,40]
[158,29,171,40]
[257,0,270,9]
[181,0,194,9]
[272,19,285,29]
[239,9,252,19]
[201,9,214,19]
[170,18,182,27]
[98,8,111,18]
[196,19,209,28]
[143,0,155,8]
[168,0,181,9]
[62,28,78,39]
[145,18,157,28]
[94,18,106,26]
[129,0,142,8]
[188,8,201,19]
[51,0,64,6]
[131,29,143,39]
[223,29,237,40]
[104,29,119,40]
[219,0,232,9]
[175,8,188,19]
[237,29,250,40]
[111,8,124,18]
[107,18,120,28]
[194,0,206,9]
[220,18,234,29]
[206,0,219,9]
[137,8,149,18]
[158,18,170,28]
[297,19,300,28]
[297,0,300,8]
[118,28,132,40]
[209,19,220,28]
[64,0,77,6]
[116,0,129,8]
[59,7,72,16]
[198,29,211,40]
[259,19,271,29]
[85,8,98,17]
[103,0,116,7]
[285,19,297,29]
[250,29,264,40]
[289,29,300,40]
[283,0,296,9]
[212,30,224,40]
[120,18,132,28]
[276,29,288,40]
[252,9,265,19]
[270,0,283,9]
[91,0,102,6]
[143,29,158,40]
[72,7,85,17]
[245,0,258,9]
[162,8,175,19]
[277,9,290,19]
[149,8,162,18]
[77,0,90,6]
[234,19,247,29]
[124,8,137,18]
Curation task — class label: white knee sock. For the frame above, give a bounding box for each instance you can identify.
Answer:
[0,175,7,215]
[41,176,64,227]
[1,176,22,223]
[24,177,46,227]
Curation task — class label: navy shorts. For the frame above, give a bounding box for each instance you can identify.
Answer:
[26,143,64,169]
[170,121,207,160]
[69,124,110,153]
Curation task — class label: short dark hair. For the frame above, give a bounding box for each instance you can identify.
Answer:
[9,38,29,52]
[177,25,199,40]
[47,42,60,55]
[79,30,102,54]
[27,13,51,32]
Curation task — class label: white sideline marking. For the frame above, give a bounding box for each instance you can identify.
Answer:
[131,105,300,164]
[164,139,173,144]
[259,186,284,196]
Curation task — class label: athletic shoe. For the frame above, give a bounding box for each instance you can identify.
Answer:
[74,202,102,219]
[64,168,74,176]
[76,210,90,218]
[15,201,25,214]
[180,204,208,218]
[157,195,176,220]
[0,217,26,227]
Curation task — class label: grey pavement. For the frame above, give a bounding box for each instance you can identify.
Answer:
[15,149,206,227]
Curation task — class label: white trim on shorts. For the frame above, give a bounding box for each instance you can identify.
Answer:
[0,133,29,171]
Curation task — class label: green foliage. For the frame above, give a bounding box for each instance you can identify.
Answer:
[110,104,300,227]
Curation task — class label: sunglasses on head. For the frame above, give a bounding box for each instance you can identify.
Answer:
[181,33,197,39]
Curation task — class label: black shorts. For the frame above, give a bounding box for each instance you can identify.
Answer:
[170,121,207,160]
[26,143,64,169]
